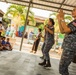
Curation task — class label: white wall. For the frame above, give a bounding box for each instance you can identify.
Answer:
[0,17,2,21]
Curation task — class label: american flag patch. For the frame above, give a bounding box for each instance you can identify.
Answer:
[72,22,76,26]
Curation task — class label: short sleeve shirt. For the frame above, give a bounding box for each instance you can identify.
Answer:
[45,25,54,43]
[1,40,6,45]
[6,42,10,45]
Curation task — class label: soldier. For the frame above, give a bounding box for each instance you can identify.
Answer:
[39,18,55,67]
[57,8,76,75]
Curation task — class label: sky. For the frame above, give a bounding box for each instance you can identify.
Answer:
[0,2,52,18]
[0,2,11,13]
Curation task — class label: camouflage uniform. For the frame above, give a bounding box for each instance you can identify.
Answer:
[59,20,76,75]
[42,25,54,61]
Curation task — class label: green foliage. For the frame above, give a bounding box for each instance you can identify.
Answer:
[2,16,11,27]
[44,19,48,25]
[38,24,44,31]
[65,15,72,21]
[64,15,72,24]
[6,4,25,17]
[5,4,35,26]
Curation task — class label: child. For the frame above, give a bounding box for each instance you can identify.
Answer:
[6,38,12,51]
[1,37,6,46]
[1,37,6,50]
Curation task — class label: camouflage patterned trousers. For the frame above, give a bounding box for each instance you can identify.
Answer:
[59,48,76,75]
[41,41,53,61]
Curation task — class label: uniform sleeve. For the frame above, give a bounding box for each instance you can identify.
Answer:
[68,21,76,32]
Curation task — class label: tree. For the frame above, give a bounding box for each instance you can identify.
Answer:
[5,4,35,27]
[38,24,44,30]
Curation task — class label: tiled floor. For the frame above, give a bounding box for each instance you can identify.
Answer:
[0,51,76,75]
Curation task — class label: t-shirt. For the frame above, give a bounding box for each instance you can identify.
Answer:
[36,32,41,40]
[6,42,10,45]
[1,40,6,45]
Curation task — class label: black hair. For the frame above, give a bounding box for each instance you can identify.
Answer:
[7,38,10,40]
[38,28,42,32]
[49,18,55,25]
[2,37,6,39]
[0,21,2,24]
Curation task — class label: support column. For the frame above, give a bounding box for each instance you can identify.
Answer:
[19,0,32,51]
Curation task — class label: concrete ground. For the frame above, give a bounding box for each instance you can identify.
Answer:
[13,37,61,59]
[0,37,75,75]
[0,51,76,75]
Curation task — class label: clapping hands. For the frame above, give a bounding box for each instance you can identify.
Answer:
[57,9,65,21]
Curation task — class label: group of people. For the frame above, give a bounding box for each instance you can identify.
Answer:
[0,7,76,75]
[31,8,76,75]
[31,18,55,67]
[0,36,12,51]
[0,21,12,51]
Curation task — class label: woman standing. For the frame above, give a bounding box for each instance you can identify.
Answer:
[30,28,42,54]
[39,18,55,67]
[57,8,76,75]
